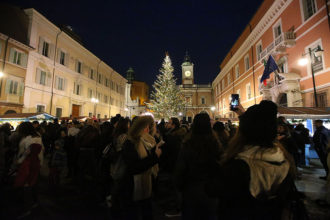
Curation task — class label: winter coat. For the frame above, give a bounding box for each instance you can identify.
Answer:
[313,126,329,153]
[206,145,291,220]
[17,135,44,166]
[121,134,159,203]
[174,133,222,220]
[14,144,42,187]
[161,127,186,173]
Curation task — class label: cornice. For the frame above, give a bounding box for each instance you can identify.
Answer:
[24,8,125,82]
[213,0,292,85]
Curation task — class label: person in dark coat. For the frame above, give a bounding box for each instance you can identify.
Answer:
[121,116,162,220]
[14,143,42,218]
[277,123,299,168]
[213,121,230,149]
[313,120,329,178]
[174,113,223,220]
[206,101,296,220]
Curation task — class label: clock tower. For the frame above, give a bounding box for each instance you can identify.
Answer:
[181,52,194,85]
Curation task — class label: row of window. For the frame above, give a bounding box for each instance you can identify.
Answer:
[86,88,124,107]
[216,0,319,96]
[38,37,123,92]
[35,68,125,94]
[185,96,207,105]
[37,105,121,119]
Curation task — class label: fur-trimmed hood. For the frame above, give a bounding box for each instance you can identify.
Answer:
[236,145,290,199]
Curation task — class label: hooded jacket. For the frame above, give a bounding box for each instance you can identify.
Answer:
[206,145,291,220]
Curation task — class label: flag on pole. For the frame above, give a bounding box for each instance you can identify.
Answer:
[260,55,279,86]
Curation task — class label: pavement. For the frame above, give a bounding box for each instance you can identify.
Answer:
[2,159,330,220]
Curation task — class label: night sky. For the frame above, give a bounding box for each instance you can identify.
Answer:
[4,0,263,87]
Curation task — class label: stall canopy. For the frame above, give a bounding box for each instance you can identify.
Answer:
[0,113,56,121]
[277,106,330,119]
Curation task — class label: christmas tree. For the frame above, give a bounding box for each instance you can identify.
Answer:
[148,53,186,120]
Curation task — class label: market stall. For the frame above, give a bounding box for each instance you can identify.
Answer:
[0,113,56,129]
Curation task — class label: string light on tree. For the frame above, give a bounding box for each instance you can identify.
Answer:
[147,53,186,120]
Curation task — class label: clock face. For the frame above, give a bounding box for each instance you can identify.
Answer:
[185,71,191,77]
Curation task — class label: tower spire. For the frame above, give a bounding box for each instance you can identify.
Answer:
[184,51,191,63]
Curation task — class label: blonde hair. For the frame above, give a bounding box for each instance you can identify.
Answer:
[128,116,154,144]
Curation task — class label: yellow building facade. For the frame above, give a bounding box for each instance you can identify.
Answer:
[0,33,31,115]
[23,9,126,118]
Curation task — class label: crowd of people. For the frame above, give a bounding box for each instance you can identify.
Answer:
[0,100,329,219]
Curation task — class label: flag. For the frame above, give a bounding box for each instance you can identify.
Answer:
[260,55,279,86]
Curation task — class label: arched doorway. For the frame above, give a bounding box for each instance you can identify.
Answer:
[278,93,288,107]
[185,110,194,123]
[5,110,16,115]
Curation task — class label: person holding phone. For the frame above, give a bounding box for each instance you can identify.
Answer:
[121,116,162,220]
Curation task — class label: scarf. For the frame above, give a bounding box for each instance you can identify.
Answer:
[236,145,290,199]
[133,132,158,201]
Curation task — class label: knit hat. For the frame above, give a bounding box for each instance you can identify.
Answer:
[239,100,278,147]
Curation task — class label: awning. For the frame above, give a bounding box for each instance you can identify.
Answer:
[277,106,330,119]
[0,112,56,121]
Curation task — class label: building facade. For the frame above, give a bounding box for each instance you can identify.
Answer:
[0,4,32,115]
[179,54,213,122]
[0,34,31,115]
[213,0,330,118]
[23,9,126,119]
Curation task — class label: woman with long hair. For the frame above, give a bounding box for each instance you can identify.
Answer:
[207,100,296,220]
[174,113,223,220]
[120,116,162,220]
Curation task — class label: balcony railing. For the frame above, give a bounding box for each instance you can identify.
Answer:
[258,31,296,61]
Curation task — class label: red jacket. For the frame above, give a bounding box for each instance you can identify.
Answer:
[14,144,42,187]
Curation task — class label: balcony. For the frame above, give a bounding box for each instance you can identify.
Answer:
[258,31,296,61]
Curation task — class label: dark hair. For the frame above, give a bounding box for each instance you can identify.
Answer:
[76,125,100,148]
[110,116,120,125]
[315,120,323,124]
[183,113,222,161]
[17,122,38,137]
[170,117,180,129]
[213,121,225,132]
[191,113,212,135]
[223,100,278,164]
[32,121,39,125]
[113,118,131,138]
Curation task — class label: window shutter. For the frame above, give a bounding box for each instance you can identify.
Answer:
[55,76,59,89]
[49,44,55,59]
[21,53,28,68]
[81,62,84,74]
[79,84,82,95]
[56,49,61,63]
[46,72,52,86]
[9,48,15,63]
[63,78,67,91]
[65,53,70,66]
[38,37,44,54]
[35,68,41,84]
[5,79,11,94]
[18,83,24,96]
[75,59,78,72]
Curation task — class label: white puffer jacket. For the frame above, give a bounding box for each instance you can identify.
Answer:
[17,135,44,165]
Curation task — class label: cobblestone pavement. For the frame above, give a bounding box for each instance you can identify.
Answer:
[2,159,329,220]
[295,159,330,220]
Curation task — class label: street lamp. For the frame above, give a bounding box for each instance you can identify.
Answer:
[210,106,216,119]
[298,45,324,107]
[91,98,99,118]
